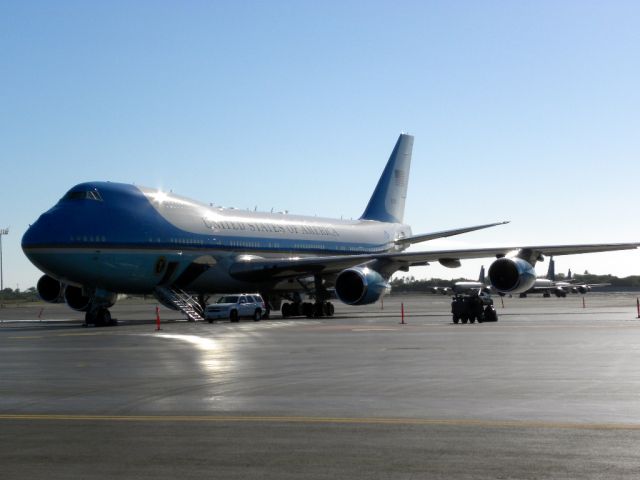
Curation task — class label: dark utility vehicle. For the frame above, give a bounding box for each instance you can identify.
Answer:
[451,293,498,324]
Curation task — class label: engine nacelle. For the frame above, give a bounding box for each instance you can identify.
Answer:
[554,287,567,297]
[578,285,589,294]
[64,286,117,312]
[335,267,390,305]
[488,257,536,294]
[64,286,92,312]
[37,275,65,303]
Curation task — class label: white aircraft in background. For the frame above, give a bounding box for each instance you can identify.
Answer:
[520,258,611,297]
[22,133,638,325]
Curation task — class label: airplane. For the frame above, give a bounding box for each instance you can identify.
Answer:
[557,269,611,294]
[430,266,488,295]
[519,258,611,297]
[21,134,639,326]
[519,257,567,297]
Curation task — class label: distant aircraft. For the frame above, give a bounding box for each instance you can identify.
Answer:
[429,266,488,295]
[21,134,638,325]
[519,258,610,297]
[519,258,566,297]
[554,268,611,294]
[451,266,488,294]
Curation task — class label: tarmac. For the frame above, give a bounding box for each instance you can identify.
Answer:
[2,292,640,479]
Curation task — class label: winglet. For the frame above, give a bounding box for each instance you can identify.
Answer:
[360,134,414,224]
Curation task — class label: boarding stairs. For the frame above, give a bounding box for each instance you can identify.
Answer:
[154,286,204,322]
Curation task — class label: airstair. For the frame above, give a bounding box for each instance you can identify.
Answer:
[154,286,204,322]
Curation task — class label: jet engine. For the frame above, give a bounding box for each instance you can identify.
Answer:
[334,267,390,305]
[577,285,589,294]
[554,287,567,297]
[63,286,117,312]
[64,285,92,312]
[488,257,537,293]
[36,275,65,303]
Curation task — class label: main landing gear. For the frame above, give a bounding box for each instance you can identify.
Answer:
[84,307,117,327]
[281,300,335,318]
[280,274,336,318]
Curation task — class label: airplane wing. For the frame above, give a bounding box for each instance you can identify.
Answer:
[395,221,509,246]
[228,243,639,282]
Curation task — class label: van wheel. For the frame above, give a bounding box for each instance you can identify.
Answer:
[230,310,239,322]
[253,309,262,321]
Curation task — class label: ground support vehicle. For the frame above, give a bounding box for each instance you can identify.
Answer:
[451,293,498,324]
[205,294,266,323]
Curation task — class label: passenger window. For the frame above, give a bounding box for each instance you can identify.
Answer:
[239,297,246,304]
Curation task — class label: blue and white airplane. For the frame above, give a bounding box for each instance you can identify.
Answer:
[22,134,638,325]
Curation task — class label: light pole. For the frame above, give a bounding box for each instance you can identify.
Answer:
[0,228,8,292]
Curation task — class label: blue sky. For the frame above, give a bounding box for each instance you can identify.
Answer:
[1,0,639,290]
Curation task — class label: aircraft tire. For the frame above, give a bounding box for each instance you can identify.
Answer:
[88,308,112,327]
[461,316,468,324]
[101,309,112,326]
[325,302,335,317]
[452,315,459,324]
[303,302,313,318]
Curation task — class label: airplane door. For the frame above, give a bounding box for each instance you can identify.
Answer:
[158,261,180,285]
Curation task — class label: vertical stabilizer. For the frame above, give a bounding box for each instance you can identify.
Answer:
[479,265,486,283]
[360,134,414,224]
[567,269,572,280]
[547,257,556,281]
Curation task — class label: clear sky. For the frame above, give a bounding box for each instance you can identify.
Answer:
[1,0,639,290]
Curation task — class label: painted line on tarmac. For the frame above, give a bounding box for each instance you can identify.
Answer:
[1,414,640,431]
[351,328,400,332]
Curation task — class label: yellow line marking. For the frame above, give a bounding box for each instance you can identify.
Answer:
[1,414,639,430]
[8,336,44,339]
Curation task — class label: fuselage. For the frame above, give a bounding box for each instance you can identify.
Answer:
[22,182,411,294]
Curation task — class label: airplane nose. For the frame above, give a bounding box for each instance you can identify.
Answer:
[22,211,59,249]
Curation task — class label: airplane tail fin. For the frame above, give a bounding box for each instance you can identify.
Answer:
[567,269,572,280]
[479,265,486,283]
[360,133,413,224]
[547,257,556,281]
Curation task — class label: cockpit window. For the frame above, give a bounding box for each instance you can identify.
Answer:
[62,189,103,202]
